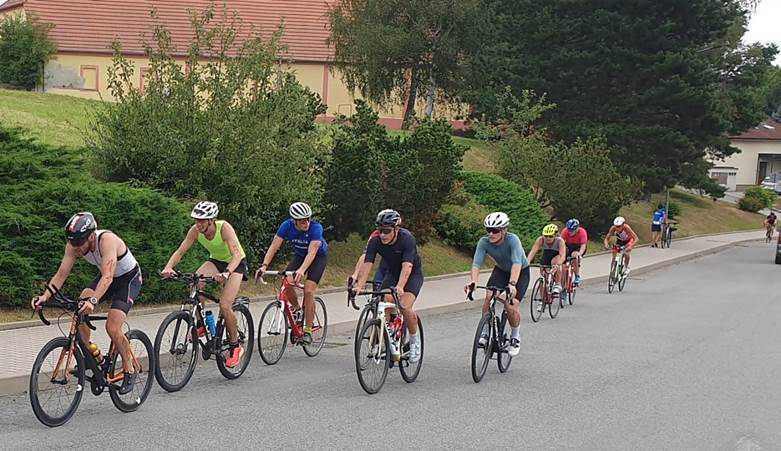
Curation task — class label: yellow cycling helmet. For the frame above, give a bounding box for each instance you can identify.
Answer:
[542,224,558,237]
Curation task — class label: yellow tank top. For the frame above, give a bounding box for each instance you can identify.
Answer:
[197,221,245,263]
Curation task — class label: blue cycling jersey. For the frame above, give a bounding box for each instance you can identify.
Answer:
[652,209,666,225]
[275,219,328,257]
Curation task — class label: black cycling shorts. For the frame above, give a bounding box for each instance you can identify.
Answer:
[540,249,559,267]
[88,266,142,314]
[486,266,531,301]
[209,258,249,281]
[380,268,424,297]
[651,224,662,232]
[566,244,585,259]
[285,253,328,284]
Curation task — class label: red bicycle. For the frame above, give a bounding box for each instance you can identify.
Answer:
[560,256,578,306]
[256,270,328,364]
[530,264,560,322]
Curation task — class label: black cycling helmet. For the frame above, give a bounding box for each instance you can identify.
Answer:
[65,212,97,245]
[375,209,401,227]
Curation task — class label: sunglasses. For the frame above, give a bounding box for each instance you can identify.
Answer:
[378,228,395,235]
[486,228,502,234]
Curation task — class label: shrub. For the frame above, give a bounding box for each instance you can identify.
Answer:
[738,195,766,213]
[88,7,326,262]
[435,196,490,251]
[743,185,775,209]
[0,126,202,307]
[667,202,681,219]
[460,171,548,249]
[0,14,56,89]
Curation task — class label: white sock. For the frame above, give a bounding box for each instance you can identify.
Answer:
[409,331,419,344]
[511,327,521,340]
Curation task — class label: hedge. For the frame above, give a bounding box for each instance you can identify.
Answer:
[435,196,491,251]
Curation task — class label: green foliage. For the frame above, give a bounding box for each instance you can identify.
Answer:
[459,171,547,249]
[0,126,201,307]
[87,7,327,262]
[327,0,490,126]
[666,202,681,219]
[738,195,766,213]
[0,14,56,90]
[742,186,775,210]
[324,101,464,241]
[434,196,490,251]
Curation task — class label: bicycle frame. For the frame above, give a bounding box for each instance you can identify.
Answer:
[467,285,512,350]
[259,270,322,340]
[349,287,405,360]
[538,265,555,304]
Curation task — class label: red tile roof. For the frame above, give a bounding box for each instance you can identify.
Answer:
[7,0,334,62]
[731,120,781,140]
[0,0,24,12]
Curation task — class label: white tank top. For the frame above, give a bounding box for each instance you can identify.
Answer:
[83,230,138,277]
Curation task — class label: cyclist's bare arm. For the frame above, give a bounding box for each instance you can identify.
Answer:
[219,221,244,274]
[526,236,544,262]
[352,253,366,280]
[625,224,640,243]
[603,226,616,247]
[556,237,566,263]
[298,240,321,274]
[34,245,78,305]
[354,261,374,291]
[163,225,199,273]
[90,233,122,302]
[396,262,413,291]
[260,235,285,268]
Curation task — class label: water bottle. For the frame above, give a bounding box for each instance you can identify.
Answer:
[391,316,403,341]
[87,341,102,363]
[387,319,401,361]
[204,310,216,337]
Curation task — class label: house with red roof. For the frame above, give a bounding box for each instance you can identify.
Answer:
[0,0,451,128]
[710,120,781,191]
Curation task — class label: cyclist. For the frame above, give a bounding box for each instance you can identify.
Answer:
[560,218,587,286]
[765,212,777,239]
[161,201,249,368]
[31,212,142,395]
[349,209,397,287]
[463,212,529,357]
[526,224,566,311]
[651,204,667,248]
[603,216,639,275]
[352,209,423,363]
[257,202,328,346]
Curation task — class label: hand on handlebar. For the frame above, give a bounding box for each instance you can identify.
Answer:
[31,295,45,311]
[160,268,176,279]
[506,284,517,300]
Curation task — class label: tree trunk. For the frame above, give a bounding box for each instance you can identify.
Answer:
[402,69,419,130]
[424,71,435,119]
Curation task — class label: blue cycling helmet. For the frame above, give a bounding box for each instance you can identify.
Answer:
[565,218,580,231]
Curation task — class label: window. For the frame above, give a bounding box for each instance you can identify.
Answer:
[80,65,98,91]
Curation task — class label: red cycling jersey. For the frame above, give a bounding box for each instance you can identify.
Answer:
[561,227,588,246]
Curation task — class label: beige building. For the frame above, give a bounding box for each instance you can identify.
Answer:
[0,0,465,129]
[711,120,781,191]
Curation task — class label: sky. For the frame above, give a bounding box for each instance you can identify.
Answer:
[744,0,781,65]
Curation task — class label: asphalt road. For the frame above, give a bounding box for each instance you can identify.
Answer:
[0,240,778,450]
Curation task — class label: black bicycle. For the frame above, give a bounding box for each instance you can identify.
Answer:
[154,272,254,392]
[466,284,514,383]
[348,277,383,340]
[661,221,677,248]
[29,285,155,427]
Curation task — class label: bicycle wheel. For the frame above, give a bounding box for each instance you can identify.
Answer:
[303,297,328,357]
[549,289,561,319]
[666,229,673,248]
[109,330,155,413]
[355,318,390,394]
[355,303,374,340]
[618,261,628,292]
[258,301,288,365]
[399,315,424,383]
[608,260,617,293]
[471,313,493,383]
[559,269,568,308]
[154,310,198,392]
[29,337,85,427]
[216,304,254,379]
[497,310,513,373]
[568,284,576,305]
[530,278,545,322]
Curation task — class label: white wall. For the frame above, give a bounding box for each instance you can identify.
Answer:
[716,140,781,188]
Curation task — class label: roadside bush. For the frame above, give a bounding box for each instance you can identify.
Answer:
[666,202,681,219]
[460,171,547,249]
[435,196,490,251]
[0,126,202,307]
[0,14,56,89]
[88,7,326,262]
[743,185,775,210]
[738,195,766,213]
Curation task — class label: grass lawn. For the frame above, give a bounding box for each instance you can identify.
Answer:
[0,88,98,148]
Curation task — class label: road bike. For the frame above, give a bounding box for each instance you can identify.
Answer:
[256,270,328,365]
[349,286,424,394]
[154,272,254,392]
[348,277,382,340]
[30,285,155,427]
[466,284,514,383]
[662,221,677,248]
[560,256,578,306]
[608,245,629,293]
[530,264,560,322]
[766,223,775,243]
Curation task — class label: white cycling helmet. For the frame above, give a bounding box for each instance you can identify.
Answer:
[613,216,626,226]
[484,212,510,229]
[289,202,312,219]
[191,201,219,219]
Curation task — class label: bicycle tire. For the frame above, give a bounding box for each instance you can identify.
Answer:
[568,284,576,305]
[303,297,328,357]
[216,304,254,379]
[666,229,673,248]
[258,300,288,365]
[530,278,545,322]
[608,260,617,293]
[355,319,390,394]
[559,269,568,308]
[549,289,561,318]
[471,312,493,383]
[154,310,198,392]
[109,329,156,413]
[355,304,374,341]
[399,315,424,383]
[497,310,513,373]
[29,336,85,427]
[618,263,628,292]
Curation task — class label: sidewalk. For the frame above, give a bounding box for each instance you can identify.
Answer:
[0,229,764,394]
